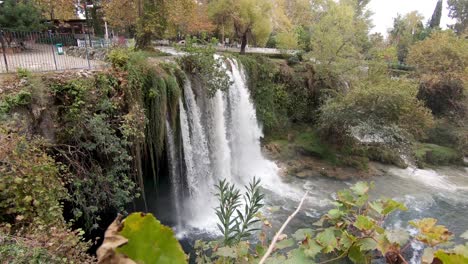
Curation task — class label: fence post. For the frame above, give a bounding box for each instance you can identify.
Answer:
[84,35,91,69]
[0,31,9,73]
[48,31,58,71]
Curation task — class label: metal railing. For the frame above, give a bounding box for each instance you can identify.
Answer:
[0,30,105,73]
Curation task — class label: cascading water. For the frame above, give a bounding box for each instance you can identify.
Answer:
[166,119,183,229]
[175,58,295,231]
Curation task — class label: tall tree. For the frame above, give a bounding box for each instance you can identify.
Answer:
[447,0,468,34]
[0,0,44,31]
[308,0,372,84]
[33,0,77,20]
[102,0,137,32]
[389,11,426,63]
[429,0,443,29]
[208,0,273,54]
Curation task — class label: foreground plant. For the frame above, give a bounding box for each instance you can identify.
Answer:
[271,182,468,264]
[196,180,468,264]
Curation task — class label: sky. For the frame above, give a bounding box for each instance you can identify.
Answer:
[368,0,455,36]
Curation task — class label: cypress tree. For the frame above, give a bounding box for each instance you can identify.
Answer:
[429,0,443,28]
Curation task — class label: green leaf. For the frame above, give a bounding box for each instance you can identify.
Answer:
[285,248,312,264]
[116,213,187,264]
[276,238,295,249]
[304,240,322,259]
[350,182,370,196]
[340,231,355,250]
[358,238,377,251]
[369,201,384,214]
[327,209,343,220]
[434,250,468,264]
[375,234,392,255]
[349,245,367,264]
[354,215,375,231]
[215,246,237,258]
[386,229,410,245]
[381,199,407,215]
[316,228,337,253]
[292,228,314,241]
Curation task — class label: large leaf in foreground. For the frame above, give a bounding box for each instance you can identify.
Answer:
[117,213,187,264]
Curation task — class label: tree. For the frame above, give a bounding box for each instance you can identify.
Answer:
[389,11,426,63]
[208,0,273,54]
[33,0,77,20]
[102,0,138,33]
[0,0,44,31]
[166,0,214,38]
[408,31,468,116]
[447,0,468,34]
[408,31,468,83]
[307,0,372,84]
[429,0,443,29]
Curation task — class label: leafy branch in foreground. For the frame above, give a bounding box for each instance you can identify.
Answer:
[214,177,264,246]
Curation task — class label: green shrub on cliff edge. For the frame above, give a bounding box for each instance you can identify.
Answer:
[415,143,463,167]
[319,76,434,148]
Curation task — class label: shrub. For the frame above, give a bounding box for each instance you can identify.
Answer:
[415,143,463,167]
[318,75,434,147]
[417,78,465,117]
[108,48,132,68]
[0,90,32,114]
[0,130,66,228]
[177,41,231,96]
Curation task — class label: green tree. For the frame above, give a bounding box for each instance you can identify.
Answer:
[208,0,273,54]
[389,11,426,63]
[429,0,443,29]
[307,0,372,84]
[0,0,44,31]
[447,0,468,34]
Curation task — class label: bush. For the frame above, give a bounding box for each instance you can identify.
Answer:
[318,75,434,147]
[0,130,66,228]
[415,143,463,167]
[0,90,32,113]
[417,78,465,117]
[108,48,132,68]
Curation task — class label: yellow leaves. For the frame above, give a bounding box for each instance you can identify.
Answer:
[102,0,138,30]
[33,0,77,20]
[410,218,453,247]
[407,31,468,84]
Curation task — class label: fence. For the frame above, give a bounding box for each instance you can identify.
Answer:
[0,30,105,73]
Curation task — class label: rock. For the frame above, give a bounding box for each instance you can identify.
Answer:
[296,170,315,178]
[65,46,108,61]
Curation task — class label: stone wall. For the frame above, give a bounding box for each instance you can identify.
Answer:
[65,46,108,61]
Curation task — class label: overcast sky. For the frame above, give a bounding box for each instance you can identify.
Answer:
[368,0,455,36]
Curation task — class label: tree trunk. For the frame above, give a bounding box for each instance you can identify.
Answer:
[240,33,247,54]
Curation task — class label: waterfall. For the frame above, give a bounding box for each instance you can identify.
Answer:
[172,58,294,231]
[225,59,280,187]
[166,119,183,229]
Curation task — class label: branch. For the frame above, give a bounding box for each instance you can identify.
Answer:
[258,191,308,264]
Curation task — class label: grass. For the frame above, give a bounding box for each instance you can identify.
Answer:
[294,131,338,164]
[415,143,463,167]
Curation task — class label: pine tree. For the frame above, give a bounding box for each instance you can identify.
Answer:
[429,0,443,28]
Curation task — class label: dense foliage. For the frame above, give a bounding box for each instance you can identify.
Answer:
[196,181,468,264]
[318,76,434,146]
[0,0,44,31]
